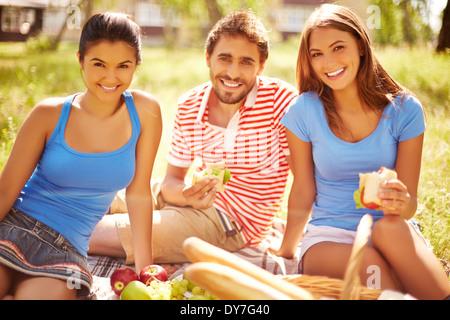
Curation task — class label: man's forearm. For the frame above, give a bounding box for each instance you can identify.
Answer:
[160,176,189,207]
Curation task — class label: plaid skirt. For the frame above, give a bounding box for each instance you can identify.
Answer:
[0,208,92,297]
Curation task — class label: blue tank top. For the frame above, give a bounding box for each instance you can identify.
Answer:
[14,91,141,256]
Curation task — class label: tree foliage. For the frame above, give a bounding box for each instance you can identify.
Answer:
[156,0,271,47]
[158,0,269,29]
[371,0,435,46]
[159,0,440,47]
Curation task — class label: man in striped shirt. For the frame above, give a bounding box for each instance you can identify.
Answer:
[89,9,298,264]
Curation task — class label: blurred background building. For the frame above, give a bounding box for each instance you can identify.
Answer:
[0,0,447,51]
[0,0,371,43]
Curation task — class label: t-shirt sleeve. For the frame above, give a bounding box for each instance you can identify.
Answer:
[273,82,299,154]
[281,94,311,143]
[394,94,427,142]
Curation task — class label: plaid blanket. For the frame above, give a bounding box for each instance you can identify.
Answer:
[85,220,301,300]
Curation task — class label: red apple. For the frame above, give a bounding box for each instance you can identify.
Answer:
[110,267,139,295]
[139,264,168,285]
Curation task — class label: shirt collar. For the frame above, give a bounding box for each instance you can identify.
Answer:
[196,77,260,123]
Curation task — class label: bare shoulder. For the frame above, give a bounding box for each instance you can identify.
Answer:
[16,97,66,142]
[32,97,65,114]
[25,97,65,126]
[129,89,162,120]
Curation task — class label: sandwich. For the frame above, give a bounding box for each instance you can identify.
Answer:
[192,162,231,193]
[354,166,397,210]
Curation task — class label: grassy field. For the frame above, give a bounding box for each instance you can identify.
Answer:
[0,41,448,272]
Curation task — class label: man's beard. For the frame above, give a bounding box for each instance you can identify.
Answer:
[212,74,255,105]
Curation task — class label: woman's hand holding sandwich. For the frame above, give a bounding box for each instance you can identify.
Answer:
[378,179,411,216]
[354,167,414,218]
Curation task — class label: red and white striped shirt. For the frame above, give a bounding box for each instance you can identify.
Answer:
[168,76,298,245]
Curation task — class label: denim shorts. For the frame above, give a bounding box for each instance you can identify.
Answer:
[0,208,92,297]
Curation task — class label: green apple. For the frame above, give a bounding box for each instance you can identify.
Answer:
[120,280,152,300]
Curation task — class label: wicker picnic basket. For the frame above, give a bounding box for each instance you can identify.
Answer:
[280,273,381,300]
[280,214,382,300]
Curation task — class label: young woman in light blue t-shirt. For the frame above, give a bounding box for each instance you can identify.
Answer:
[271,4,449,300]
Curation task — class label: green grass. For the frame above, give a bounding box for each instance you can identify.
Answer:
[375,47,450,271]
[0,41,448,272]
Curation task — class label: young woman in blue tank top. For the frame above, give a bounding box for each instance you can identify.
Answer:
[271,4,449,299]
[0,13,162,299]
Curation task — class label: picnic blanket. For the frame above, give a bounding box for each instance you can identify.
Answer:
[84,218,302,300]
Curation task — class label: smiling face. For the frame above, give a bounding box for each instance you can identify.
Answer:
[206,35,265,106]
[78,40,137,102]
[308,27,363,93]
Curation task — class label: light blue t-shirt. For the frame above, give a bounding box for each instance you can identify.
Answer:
[281,92,426,231]
[14,91,141,256]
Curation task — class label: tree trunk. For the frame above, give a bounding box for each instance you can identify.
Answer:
[162,9,177,49]
[84,0,93,20]
[49,17,67,51]
[436,0,450,52]
[204,0,223,27]
[401,0,413,45]
[50,0,92,51]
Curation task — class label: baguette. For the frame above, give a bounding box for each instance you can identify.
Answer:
[184,262,293,300]
[183,237,314,300]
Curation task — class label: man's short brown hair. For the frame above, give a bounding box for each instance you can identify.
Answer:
[205,9,269,63]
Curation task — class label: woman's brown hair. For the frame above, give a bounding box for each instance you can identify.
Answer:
[297,4,406,140]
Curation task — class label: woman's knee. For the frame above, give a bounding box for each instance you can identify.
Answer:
[88,215,125,257]
[371,215,408,247]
